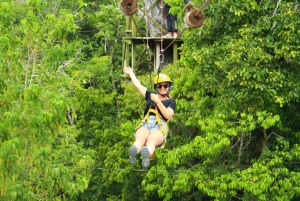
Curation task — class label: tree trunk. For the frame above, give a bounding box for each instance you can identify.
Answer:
[139,0,167,37]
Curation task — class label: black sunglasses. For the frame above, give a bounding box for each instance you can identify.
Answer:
[157,84,170,89]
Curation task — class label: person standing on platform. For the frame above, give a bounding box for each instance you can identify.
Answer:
[163,0,192,38]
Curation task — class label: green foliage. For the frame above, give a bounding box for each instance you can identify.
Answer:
[82,0,300,200]
[74,0,300,200]
[2,0,300,200]
[0,83,95,200]
[158,0,300,200]
[0,0,97,200]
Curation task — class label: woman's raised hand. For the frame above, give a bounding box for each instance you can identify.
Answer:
[123,66,133,75]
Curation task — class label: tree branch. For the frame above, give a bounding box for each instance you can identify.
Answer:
[273,0,282,15]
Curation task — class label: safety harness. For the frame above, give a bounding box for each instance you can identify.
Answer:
[136,104,169,149]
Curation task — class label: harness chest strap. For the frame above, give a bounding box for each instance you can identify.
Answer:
[137,108,169,137]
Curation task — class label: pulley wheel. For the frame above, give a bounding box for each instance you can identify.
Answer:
[185,9,204,28]
[119,0,138,16]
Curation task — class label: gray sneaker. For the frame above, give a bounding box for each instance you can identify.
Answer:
[128,145,138,164]
[141,146,151,168]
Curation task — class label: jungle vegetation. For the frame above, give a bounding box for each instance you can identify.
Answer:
[0,0,299,200]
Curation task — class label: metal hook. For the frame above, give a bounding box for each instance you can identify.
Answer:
[159,54,164,64]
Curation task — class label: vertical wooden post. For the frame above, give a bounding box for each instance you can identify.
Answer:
[131,15,137,69]
[154,40,161,70]
[131,16,136,37]
[123,16,132,68]
[130,14,137,69]
[132,41,136,69]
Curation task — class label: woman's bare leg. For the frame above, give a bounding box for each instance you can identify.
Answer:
[145,130,164,155]
[141,130,164,167]
[133,126,150,152]
[128,126,150,164]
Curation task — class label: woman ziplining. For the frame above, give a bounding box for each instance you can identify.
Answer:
[123,66,176,168]
[120,0,211,168]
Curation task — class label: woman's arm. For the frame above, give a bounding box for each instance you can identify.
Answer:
[151,93,175,120]
[123,66,147,98]
[156,102,174,119]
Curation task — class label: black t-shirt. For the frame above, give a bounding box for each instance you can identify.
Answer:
[143,90,176,121]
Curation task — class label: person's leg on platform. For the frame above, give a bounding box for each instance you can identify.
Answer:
[163,3,173,38]
[171,14,178,38]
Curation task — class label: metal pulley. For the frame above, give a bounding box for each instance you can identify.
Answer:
[183,1,205,28]
[119,0,138,16]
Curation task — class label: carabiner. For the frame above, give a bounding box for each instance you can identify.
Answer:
[159,54,164,64]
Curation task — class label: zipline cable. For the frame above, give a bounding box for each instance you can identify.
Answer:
[73,166,203,172]
[163,27,187,52]
[198,0,211,14]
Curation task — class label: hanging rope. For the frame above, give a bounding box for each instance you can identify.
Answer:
[139,0,154,88]
[144,1,150,51]
[147,51,152,88]
[158,0,165,74]
[198,0,211,13]
[131,16,148,46]
[163,27,187,52]
[144,5,153,88]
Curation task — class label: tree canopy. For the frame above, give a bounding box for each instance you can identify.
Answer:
[1,0,300,201]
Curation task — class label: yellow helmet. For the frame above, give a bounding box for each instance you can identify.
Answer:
[153,74,172,84]
[153,74,172,91]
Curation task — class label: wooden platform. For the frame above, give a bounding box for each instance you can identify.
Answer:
[122,36,183,70]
